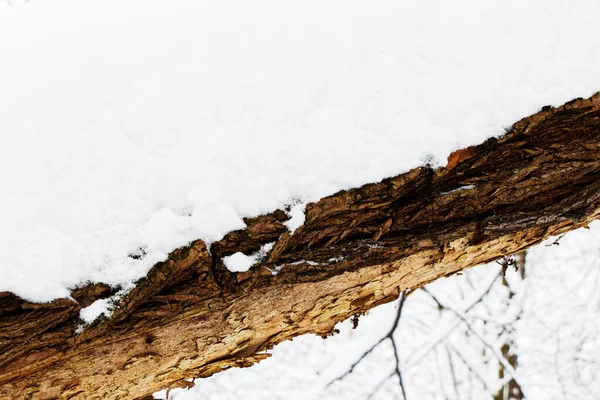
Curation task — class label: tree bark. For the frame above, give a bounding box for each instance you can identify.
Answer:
[2,94,600,399]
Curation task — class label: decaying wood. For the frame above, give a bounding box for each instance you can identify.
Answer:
[2,93,600,399]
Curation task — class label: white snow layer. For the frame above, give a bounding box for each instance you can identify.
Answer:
[223,242,275,273]
[223,253,256,273]
[1,0,600,301]
[79,298,112,324]
[284,203,307,234]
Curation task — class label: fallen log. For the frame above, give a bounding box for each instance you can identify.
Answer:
[1,93,600,399]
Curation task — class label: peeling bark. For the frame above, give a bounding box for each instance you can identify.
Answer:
[1,93,600,399]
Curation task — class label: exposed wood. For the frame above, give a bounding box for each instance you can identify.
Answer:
[1,93,600,399]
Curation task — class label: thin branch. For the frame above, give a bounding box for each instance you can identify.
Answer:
[405,267,501,367]
[391,291,408,399]
[329,289,409,398]
[445,344,460,400]
[365,372,395,400]
[421,288,527,398]
[447,343,495,396]
[545,233,567,247]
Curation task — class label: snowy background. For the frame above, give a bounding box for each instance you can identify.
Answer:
[2,0,600,399]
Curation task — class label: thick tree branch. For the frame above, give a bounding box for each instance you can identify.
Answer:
[1,93,600,399]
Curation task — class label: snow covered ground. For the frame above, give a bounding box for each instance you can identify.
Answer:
[2,0,600,302]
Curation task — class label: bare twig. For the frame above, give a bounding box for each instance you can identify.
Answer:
[365,372,395,400]
[421,288,527,397]
[329,289,409,400]
[545,233,567,247]
[405,267,501,367]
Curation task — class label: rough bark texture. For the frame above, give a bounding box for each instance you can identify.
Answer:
[2,93,600,399]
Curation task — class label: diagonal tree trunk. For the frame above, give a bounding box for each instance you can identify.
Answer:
[1,93,600,399]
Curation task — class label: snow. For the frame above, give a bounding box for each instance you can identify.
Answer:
[78,285,134,325]
[223,242,275,273]
[222,253,255,273]
[441,185,476,195]
[79,298,112,324]
[284,203,307,234]
[2,0,600,302]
